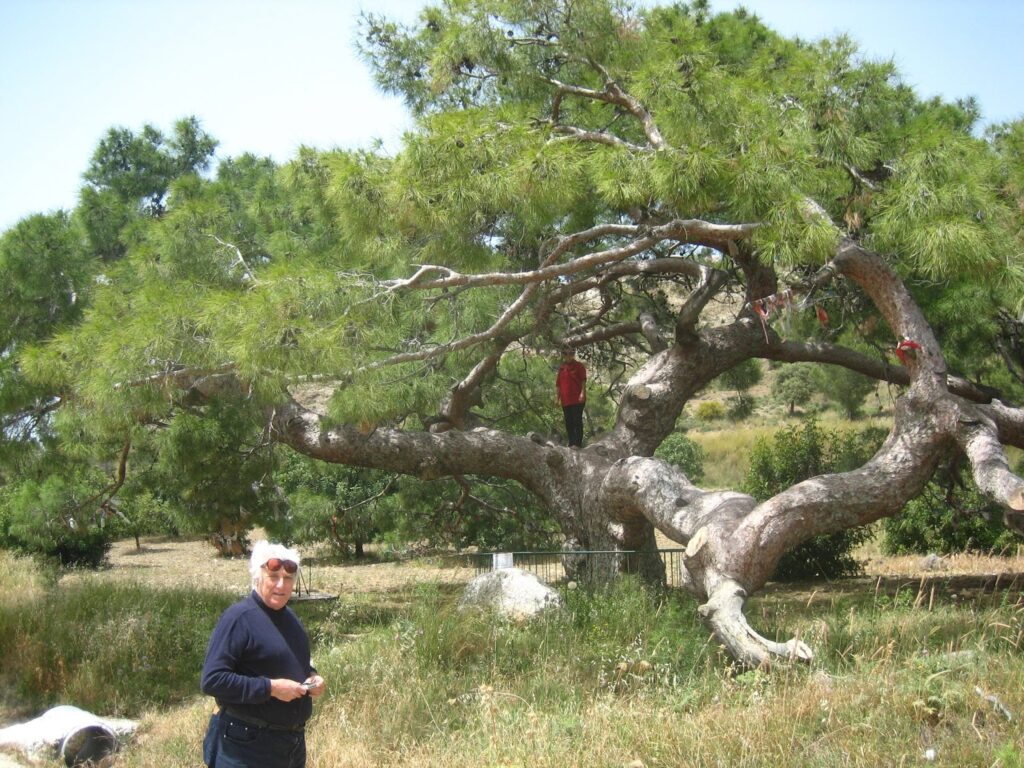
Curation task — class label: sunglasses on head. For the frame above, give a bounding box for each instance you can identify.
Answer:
[264,557,298,574]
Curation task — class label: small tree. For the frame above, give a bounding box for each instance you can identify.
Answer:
[716,359,763,420]
[772,364,816,415]
[274,452,393,557]
[814,365,878,419]
[2,471,113,567]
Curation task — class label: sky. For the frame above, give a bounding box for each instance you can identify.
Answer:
[2,0,1023,234]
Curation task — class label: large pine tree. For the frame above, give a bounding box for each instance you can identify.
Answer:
[6,1,1024,667]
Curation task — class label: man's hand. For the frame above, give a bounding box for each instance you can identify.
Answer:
[269,678,309,702]
[302,675,327,698]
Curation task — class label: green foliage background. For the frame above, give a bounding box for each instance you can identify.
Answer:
[883,459,1024,555]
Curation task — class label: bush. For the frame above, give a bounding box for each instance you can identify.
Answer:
[2,476,113,567]
[695,401,726,421]
[727,394,756,421]
[655,433,706,484]
[883,462,1020,555]
[743,419,886,580]
[44,528,112,568]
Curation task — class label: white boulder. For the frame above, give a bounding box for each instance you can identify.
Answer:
[459,567,563,620]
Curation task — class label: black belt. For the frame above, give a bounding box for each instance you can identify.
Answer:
[221,706,305,733]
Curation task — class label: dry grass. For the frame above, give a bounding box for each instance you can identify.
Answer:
[864,550,1024,579]
[97,534,1024,605]
[8,537,1024,768]
[66,536,478,597]
[119,701,210,768]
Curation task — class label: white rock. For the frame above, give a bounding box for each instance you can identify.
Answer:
[920,553,944,571]
[459,567,563,620]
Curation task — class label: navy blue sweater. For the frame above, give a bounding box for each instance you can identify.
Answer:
[201,591,314,728]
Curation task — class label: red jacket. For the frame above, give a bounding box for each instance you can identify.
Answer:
[556,360,587,406]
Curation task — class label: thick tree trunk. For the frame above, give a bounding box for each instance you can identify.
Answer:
[254,238,1024,670]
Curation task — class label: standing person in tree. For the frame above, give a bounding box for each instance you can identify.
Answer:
[556,345,587,447]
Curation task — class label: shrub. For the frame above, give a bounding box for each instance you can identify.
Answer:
[727,394,756,421]
[695,401,726,421]
[743,419,886,580]
[655,433,706,484]
[3,475,113,567]
[883,462,1019,554]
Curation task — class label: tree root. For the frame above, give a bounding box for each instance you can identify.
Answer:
[698,579,813,670]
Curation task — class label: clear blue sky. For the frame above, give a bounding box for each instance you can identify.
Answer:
[2,0,1022,233]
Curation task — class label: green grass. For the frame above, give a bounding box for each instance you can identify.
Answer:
[3,555,1023,767]
[689,414,892,490]
[690,425,776,489]
[0,558,235,717]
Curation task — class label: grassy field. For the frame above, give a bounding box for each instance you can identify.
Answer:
[687,413,894,490]
[2,539,1024,768]
[685,388,1022,493]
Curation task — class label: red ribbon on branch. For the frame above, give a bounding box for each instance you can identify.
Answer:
[894,338,922,365]
[750,289,795,343]
[752,299,770,342]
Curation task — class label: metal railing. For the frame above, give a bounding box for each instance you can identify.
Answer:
[464,549,687,587]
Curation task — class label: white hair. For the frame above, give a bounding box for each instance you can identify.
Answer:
[249,540,301,589]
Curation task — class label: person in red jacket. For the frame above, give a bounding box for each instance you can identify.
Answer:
[556,344,587,447]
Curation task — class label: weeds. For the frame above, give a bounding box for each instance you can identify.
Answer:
[0,573,233,716]
[3,555,1023,767]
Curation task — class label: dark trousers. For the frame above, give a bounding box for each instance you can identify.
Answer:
[204,712,306,768]
[562,403,584,447]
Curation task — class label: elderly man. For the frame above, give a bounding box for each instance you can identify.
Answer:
[201,541,326,768]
